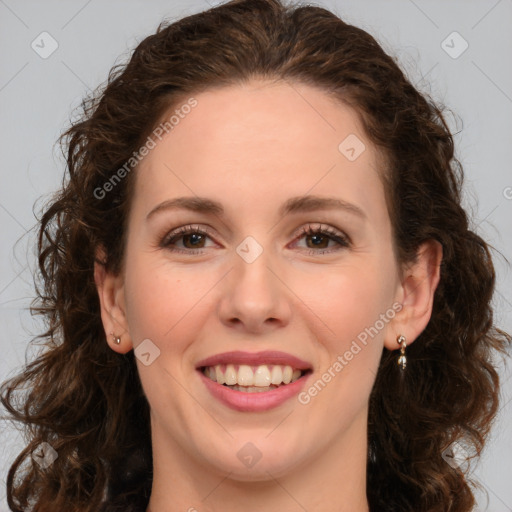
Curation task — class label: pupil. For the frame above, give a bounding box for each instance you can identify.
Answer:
[309,234,327,248]
[185,234,203,247]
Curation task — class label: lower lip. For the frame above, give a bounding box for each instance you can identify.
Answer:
[198,370,311,412]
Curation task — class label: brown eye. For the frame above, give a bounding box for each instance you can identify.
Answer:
[181,232,207,249]
[293,224,350,254]
[161,225,216,254]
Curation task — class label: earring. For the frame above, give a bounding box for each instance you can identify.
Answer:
[110,332,121,345]
[396,334,407,370]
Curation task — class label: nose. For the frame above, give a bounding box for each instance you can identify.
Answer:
[217,243,292,334]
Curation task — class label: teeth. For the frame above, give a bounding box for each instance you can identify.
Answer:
[271,365,283,385]
[215,366,225,385]
[238,365,253,386]
[283,366,293,384]
[203,364,304,387]
[254,365,271,386]
[229,385,278,393]
[225,364,237,385]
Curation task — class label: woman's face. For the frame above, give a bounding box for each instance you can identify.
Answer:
[104,79,408,481]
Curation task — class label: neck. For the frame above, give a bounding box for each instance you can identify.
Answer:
[146,410,370,512]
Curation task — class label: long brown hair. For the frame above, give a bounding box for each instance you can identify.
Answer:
[1,1,510,510]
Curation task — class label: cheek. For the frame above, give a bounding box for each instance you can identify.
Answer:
[291,265,395,438]
[123,255,206,345]
[292,260,395,347]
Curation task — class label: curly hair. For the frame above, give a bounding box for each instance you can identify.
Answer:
[1,0,510,511]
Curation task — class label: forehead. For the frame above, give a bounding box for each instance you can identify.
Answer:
[132,79,388,225]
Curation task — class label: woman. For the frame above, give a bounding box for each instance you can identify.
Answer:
[1,0,510,511]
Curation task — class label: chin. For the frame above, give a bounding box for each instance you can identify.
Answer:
[202,438,308,482]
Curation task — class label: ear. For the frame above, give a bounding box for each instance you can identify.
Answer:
[93,245,133,354]
[384,239,443,351]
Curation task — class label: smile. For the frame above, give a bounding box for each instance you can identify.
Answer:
[201,364,305,392]
[196,350,313,411]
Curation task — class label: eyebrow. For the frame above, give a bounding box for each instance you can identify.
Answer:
[145,195,367,221]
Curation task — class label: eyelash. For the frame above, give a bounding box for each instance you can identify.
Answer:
[160,223,350,256]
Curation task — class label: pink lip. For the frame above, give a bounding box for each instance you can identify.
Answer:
[198,369,312,412]
[195,350,313,371]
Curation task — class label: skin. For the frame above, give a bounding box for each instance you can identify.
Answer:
[95,78,442,512]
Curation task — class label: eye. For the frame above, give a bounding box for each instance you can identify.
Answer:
[291,224,350,255]
[160,223,350,255]
[160,224,216,254]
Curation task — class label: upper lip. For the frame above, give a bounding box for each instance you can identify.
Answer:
[196,350,313,371]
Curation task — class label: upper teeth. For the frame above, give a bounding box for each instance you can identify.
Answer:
[203,364,302,387]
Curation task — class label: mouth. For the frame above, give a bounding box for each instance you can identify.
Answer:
[199,363,311,392]
[195,351,313,411]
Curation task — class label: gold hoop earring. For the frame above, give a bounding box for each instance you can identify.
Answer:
[110,331,121,345]
[396,334,407,370]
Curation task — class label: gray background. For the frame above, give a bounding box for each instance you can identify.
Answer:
[0,0,511,510]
